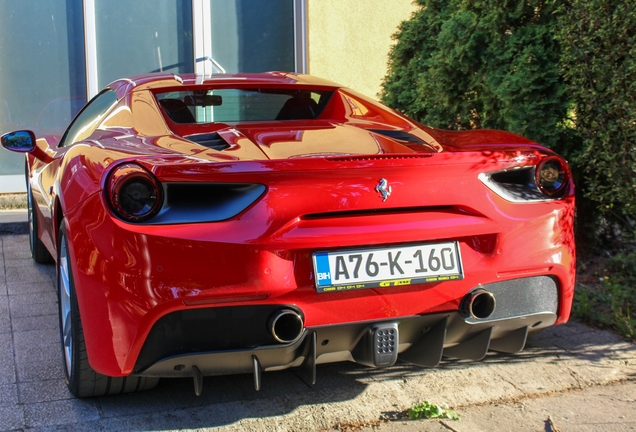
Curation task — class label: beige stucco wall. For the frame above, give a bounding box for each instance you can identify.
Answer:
[307,0,418,100]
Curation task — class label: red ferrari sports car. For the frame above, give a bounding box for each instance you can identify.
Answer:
[1,72,575,398]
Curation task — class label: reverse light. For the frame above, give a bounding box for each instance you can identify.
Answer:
[535,156,568,197]
[107,164,163,222]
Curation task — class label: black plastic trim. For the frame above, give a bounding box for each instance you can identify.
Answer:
[368,129,426,144]
[144,182,266,225]
[481,166,568,202]
[134,305,303,373]
[133,276,559,377]
[184,132,230,151]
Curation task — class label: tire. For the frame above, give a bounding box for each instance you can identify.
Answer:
[27,184,52,263]
[57,221,159,397]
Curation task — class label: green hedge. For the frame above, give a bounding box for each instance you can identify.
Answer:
[557,0,636,222]
[381,0,636,245]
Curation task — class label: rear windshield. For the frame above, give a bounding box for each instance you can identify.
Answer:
[155,88,333,124]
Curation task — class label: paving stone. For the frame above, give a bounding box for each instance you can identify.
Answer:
[14,341,60,366]
[5,267,53,286]
[12,326,58,346]
[1,234,29,248]
[0,316,10,334]
[0,333,16,385]
[0,383,18,407]
[160,375,246,409]
[0,297,9,334]
[0,404,24,430]
[11,313,58,332]
[23,398,99,428]
[2,249,32,260]
[19,379,73,404]
[9,291,57,307]
[8,281,56,295]
[8,299,58,318]
[2,239,30,248]
[552,328,628,352]
[98,387,177,418]
[16,357,65,383]
[4,258,53,270]
[229,369,311,401]
[4,258,32,268]
[38,413,156,432]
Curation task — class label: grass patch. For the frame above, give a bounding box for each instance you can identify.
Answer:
[0,193,27,210]
[407,401,459,421]
[574,251,636,340]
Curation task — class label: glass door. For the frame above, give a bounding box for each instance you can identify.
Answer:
[0,0,305,192]
[86,0,307,97]
[0,0,86,192]
[85,0,195,96]
[207,0,296,74]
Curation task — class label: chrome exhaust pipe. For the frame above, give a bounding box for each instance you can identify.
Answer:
[268,309,304,344]
[460,288,496,320]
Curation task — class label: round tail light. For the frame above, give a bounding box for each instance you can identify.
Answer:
[107,164,163,222]
[535,156,568,197]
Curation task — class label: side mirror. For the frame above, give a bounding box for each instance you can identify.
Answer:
[1,130,36,152]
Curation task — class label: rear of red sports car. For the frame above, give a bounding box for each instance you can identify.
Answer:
[6,73,575,397]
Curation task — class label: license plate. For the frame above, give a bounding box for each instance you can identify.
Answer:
[313,242,463,293]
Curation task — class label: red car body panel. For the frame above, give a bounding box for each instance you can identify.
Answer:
[13,73,573,379]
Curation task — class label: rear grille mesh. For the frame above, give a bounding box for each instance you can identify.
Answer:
[325,154,433,162]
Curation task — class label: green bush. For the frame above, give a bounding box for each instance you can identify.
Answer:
[381,0,571,153]
[381,0,636,247]
[574,252,636,339]
[556,0,636,223]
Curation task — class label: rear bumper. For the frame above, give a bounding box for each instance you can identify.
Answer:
[135,275,558,380]
[65,168,575,377]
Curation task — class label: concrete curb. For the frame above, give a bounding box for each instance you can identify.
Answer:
[0,209,28,235]
[223,324,636,432]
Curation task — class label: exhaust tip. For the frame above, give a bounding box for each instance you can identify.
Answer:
[268,309,304,344]
[460,288,496,320]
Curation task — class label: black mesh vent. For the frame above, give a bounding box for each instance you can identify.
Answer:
[326,154,432,162]
[184,132,230,151]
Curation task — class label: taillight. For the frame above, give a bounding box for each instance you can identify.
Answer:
[535,156,568,197]
[106,164,163,222]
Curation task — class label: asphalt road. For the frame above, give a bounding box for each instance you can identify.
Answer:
[0,211,634,431]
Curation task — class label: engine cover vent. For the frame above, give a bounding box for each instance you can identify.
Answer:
[184,132,230,151]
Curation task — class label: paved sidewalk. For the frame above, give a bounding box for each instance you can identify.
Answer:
[0,210,27,236]
[0,230,635,431]
[353,380,636,431]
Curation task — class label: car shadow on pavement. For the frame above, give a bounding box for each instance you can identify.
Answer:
[70,321,635,431]
[2,233,635,431]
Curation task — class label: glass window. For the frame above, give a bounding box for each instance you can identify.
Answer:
[94,0,194,89]
[0,0,86,175]
[59,90,118,147]
[210,0,295,73]
[155,89,333,124]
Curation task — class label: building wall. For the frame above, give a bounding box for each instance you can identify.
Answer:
[307,0,417,100]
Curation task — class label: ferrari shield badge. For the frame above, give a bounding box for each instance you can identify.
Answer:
[375,178,392,201]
